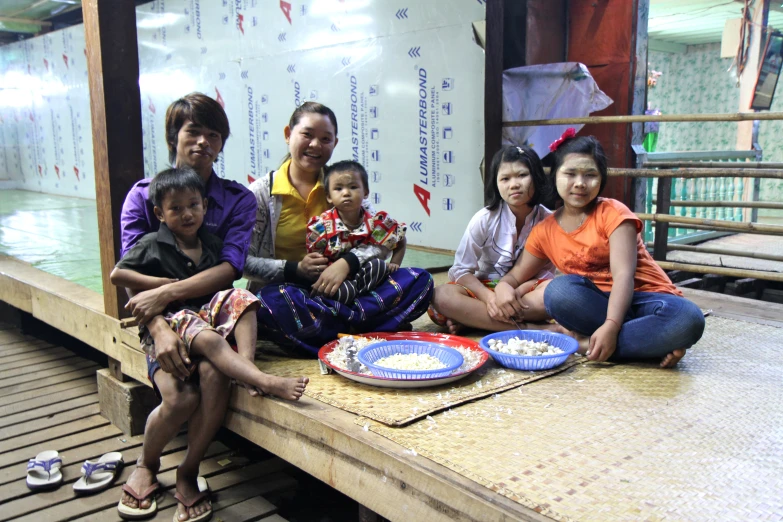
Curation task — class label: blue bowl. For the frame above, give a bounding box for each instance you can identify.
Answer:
[479,330,578,371]
[357,340,464,380]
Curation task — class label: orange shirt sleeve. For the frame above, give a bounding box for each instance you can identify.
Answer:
[523,215,552,260]
[600,199,642,238]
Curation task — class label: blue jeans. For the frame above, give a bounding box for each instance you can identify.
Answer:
[544,275,705,360]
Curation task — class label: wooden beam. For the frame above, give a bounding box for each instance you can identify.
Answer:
[483,0,504,204]
[0,16,52,27]
[652,178,671,261]
[656,260,783,283]
[503,111,783,127]
[737,0,769,150]
[82,0,144,319]
[640,213,783,235]
[610,168,783,179]
[643,161,783,169]
[646,242,783,262]
[660,200,783,210]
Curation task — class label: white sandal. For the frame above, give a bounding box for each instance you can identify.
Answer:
[73,452,124,493]
[26,450,63,490]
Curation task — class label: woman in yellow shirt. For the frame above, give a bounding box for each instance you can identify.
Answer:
[244,102,433,354]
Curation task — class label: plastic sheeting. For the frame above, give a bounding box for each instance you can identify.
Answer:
[502,62,613,158]
[0,0,488,251]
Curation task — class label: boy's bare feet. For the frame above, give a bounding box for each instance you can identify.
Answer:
[121,464,157,510]
[445,319,464,335]
[660,349,686,368]
[258,375,309,400]
[174,468,210,521]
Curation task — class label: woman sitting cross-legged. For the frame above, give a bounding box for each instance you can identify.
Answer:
[244,102,434,355]
[493,130,706,368]
[428,145,555,334]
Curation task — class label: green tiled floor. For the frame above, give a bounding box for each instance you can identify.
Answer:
[0,190,454,295]
[0,190,103,293]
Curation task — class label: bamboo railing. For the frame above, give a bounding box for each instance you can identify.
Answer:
[644,242,783,263]
[506,111,783,284]
[502,111,783,127]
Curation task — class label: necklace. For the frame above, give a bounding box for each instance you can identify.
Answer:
[558,211,585,230]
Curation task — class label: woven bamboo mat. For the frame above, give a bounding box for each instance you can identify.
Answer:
[357,316,783,521]
[255,355,582,426]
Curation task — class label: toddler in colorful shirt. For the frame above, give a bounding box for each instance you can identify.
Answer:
[306,160,406,303]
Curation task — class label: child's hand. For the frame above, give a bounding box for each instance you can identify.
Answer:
[487,295,511,324]
[389,263,400,272]
[152,326,192,380]
[125,286,173,325]
[586,321,620,362]
[494,282,526,320]
[298,253,329,282]
[311,259,350,297]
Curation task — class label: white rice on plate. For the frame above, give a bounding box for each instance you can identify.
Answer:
[326,336,483,376]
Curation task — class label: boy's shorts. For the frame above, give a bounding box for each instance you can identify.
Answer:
[142,288,258,399]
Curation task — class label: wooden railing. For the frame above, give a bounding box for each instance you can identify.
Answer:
[503,112,783,284]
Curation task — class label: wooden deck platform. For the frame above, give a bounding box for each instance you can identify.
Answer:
[1,253,782,521]
[0,322,295,522]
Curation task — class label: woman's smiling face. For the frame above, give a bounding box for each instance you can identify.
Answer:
[285,113,338,175]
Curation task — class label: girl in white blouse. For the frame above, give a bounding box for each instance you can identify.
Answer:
[428,145,555,334]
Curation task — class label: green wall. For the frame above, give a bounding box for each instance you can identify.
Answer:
[648,43,782,222]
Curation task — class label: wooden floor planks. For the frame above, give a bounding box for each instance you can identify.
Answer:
[0,367,101,397]
[0,328,295,522]
[0,393,99,429]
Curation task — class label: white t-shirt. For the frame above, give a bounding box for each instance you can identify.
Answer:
[448,202,554,284]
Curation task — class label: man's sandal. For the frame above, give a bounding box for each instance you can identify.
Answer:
[173,489,212,522]
[117,482,161,520]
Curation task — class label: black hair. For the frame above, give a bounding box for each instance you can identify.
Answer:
[280,102,339,167]
[165,92,230,164]
[289,101,338,136]
[548,135,609,202]
[485,145,548,211]
[148,167,206,208]
[324,160,369,193]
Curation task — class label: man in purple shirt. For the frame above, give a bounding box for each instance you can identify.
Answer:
[117,93,256,522]
[120,170,255,271]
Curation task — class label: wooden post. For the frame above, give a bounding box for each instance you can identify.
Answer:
[97,368,157,436]
[737,0,769,150]
[83,0,144,319]
[652,177,671,261]
[484,0,504,204]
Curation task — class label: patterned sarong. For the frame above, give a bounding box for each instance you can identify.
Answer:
[255,267,433,355]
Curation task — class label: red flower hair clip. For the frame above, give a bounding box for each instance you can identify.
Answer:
[549,127,577,152]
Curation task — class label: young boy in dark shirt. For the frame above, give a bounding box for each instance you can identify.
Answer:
[111,168,308,519]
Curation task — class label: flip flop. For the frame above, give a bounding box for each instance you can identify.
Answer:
[173,489,212,522]
[26,450,63,490]
[117,482,160,520]
[73,452,124,493]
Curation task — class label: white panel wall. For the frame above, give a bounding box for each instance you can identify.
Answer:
[0,0,486,250]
